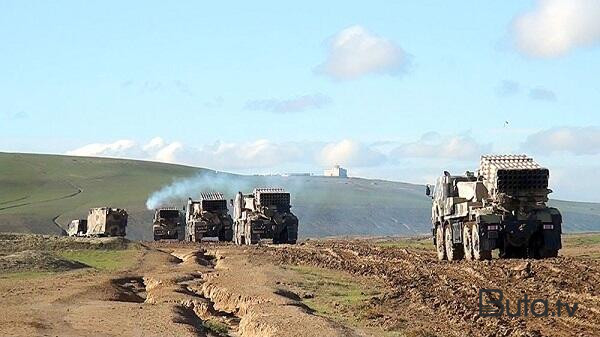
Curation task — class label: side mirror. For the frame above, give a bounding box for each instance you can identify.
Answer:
[425,185,431,197]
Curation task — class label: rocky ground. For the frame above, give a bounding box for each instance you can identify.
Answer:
[0,234,599,337]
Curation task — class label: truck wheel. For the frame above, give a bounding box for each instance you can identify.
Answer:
[435,225,446,261]
[463,225,473,260]
[539,249,558,258]
[244,225,252,245]
[275,229,288,245]
[444,223,463,261]
[501,244,526,258]
[472,223,492,260]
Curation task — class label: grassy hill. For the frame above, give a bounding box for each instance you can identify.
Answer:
[1,152,599,240]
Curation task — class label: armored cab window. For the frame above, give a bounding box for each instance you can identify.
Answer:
[159,210,180,218]
[202,199,227,212]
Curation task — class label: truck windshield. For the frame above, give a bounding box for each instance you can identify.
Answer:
[160,210,180,218]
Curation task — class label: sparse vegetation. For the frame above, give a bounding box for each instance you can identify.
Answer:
[58,249,139,271]
[564,233,600,246]
[202,319,229,336]
[561,233,600,259]
[375,236,434,251]
[0,234,141,277]
[287,265,405,336]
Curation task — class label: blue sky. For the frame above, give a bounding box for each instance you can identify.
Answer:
[2,1,600,201]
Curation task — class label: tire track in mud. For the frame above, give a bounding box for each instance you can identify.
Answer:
[268,240,600,337]
[0,156,83,212]
[50,181,84,232]
[0,196,29,206]
[0,155,84,232]
[0,182,83,212]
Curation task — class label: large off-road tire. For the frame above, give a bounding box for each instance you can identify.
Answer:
[501,244,527,259]
[472,223,492,260]
[539,249,559,258]
[445,223,464,261]
[463,225,473,261]
[274,228,288,245]
[219,230,233,242]
[524,233,558,259]
[235,229,245,245]
[435,224,446,261]
[244,225,252,245]
[193,233,202,243]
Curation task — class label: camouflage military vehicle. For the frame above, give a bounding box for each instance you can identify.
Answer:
[426,155,562,261]
[67,219,87,237]
[85,207,128,237]
[152,208,184,241]
[185,193,233,242]
[232,188,298,245]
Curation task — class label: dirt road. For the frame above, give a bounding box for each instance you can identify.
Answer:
[1,236,599,337]
[0,240,365,337]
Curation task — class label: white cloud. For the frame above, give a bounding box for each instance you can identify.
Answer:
[317,25,409,80]
[154,141,183,163]
[391,133,490,160]
[245,94,332,113]
[142,137,166,152]
[318,139,387,167]
[65,140,142,158]
[512,0,600,57]
[522,126,600,155]
[65,138,386,171]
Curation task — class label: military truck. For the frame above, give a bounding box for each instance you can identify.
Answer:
[67,219,87,237]
[85,207,128,237]
[232,188,298,245]
[152,208,184,241]
[426,155,562,261]
[185,193,233,242]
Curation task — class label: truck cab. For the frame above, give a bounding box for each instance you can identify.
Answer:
[153,208,183,241]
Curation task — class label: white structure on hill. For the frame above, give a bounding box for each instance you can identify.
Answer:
[323,165,348,178]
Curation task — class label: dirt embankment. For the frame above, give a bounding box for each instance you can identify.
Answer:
[268,240,600,337]
[0,236,366,337]
[199,246,364,337]
[2,235,599,337]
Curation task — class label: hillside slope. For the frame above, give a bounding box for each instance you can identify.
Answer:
[1,152,599,240]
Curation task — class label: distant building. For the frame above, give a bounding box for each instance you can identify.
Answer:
[323,165,348,178]
[282,173,312,177]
